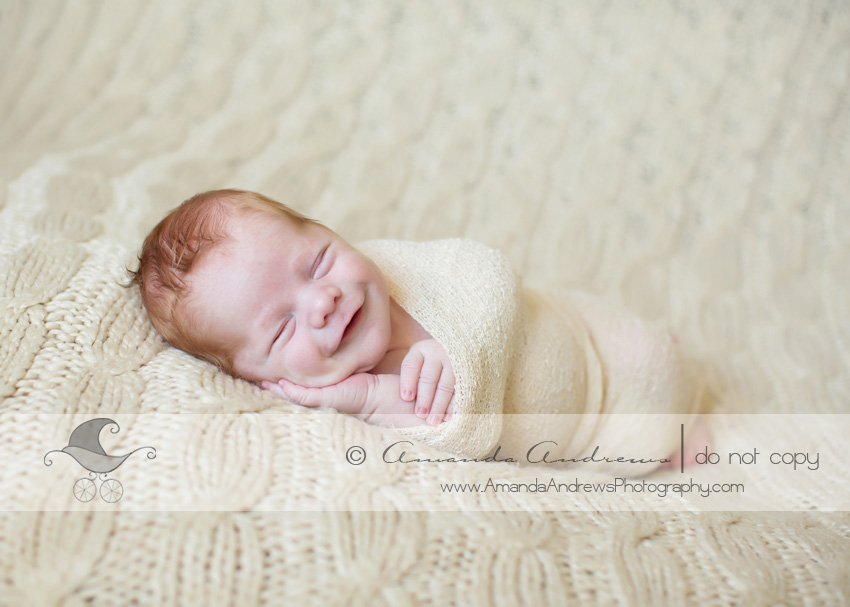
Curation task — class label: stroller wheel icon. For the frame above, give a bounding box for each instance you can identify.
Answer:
[45,418,155,504]
[74,478,97,502]
[100,478,124,503]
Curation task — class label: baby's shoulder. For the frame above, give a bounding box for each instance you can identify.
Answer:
[357,237,515,276]
[357,237,521,323]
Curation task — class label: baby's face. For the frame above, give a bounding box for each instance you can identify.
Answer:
[187,212,392,387]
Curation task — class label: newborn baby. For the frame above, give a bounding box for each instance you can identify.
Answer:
[132,189,456,428]
[132,189,705,473]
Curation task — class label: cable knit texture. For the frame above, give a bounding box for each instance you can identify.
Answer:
[1,1,849,606]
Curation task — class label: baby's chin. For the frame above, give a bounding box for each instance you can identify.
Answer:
[280,366,366,388]
[275,351,386,388]
[259,327,390,388]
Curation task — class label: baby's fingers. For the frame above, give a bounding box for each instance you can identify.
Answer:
[426,368,455,426]
[276,379,324,407]
[278,375,378,415]
[399,348,424,403]
[415,358,445,421]
[261,380,296,402]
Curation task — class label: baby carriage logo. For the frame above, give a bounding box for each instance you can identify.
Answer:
[43,418,156,503]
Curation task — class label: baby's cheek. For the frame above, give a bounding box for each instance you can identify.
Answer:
[260,353,294,385]
[282,350,343,387]
[356,330,391,373]
[295,367,350,388]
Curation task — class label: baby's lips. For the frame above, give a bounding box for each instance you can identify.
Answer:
[334,298,364,354]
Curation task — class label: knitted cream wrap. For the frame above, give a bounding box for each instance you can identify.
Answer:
[359,239,701,473]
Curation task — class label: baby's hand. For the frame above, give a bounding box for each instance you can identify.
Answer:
[263,374,379,416]
[399,339,455,426]
[262,373,449,428]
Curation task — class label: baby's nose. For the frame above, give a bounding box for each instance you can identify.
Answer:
[308,285,342,328]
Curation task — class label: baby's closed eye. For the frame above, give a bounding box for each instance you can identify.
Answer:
[311,244,331,279]
[269,317,293,353]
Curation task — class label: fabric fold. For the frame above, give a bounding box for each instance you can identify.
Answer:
[360,238,702,472]
[359,238,519,458]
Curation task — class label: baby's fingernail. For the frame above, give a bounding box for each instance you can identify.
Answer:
[427,414,441,426]
[403,390,414,401]
[415,407,427,418]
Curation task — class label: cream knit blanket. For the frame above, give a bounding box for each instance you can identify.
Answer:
[3,2,849,605]
[361,238,701,474]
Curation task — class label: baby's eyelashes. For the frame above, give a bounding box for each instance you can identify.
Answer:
[268,317,293,355]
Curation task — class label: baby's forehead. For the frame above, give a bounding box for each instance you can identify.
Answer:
[226,207,303,239]
[179,237,264,337]
[198,210,307,271]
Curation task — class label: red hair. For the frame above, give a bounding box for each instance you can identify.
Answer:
[129,189,317,374]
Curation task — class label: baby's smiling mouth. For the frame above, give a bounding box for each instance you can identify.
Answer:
[341,305,361,343]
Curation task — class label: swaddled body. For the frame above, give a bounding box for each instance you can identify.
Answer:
[359,238,701,475]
